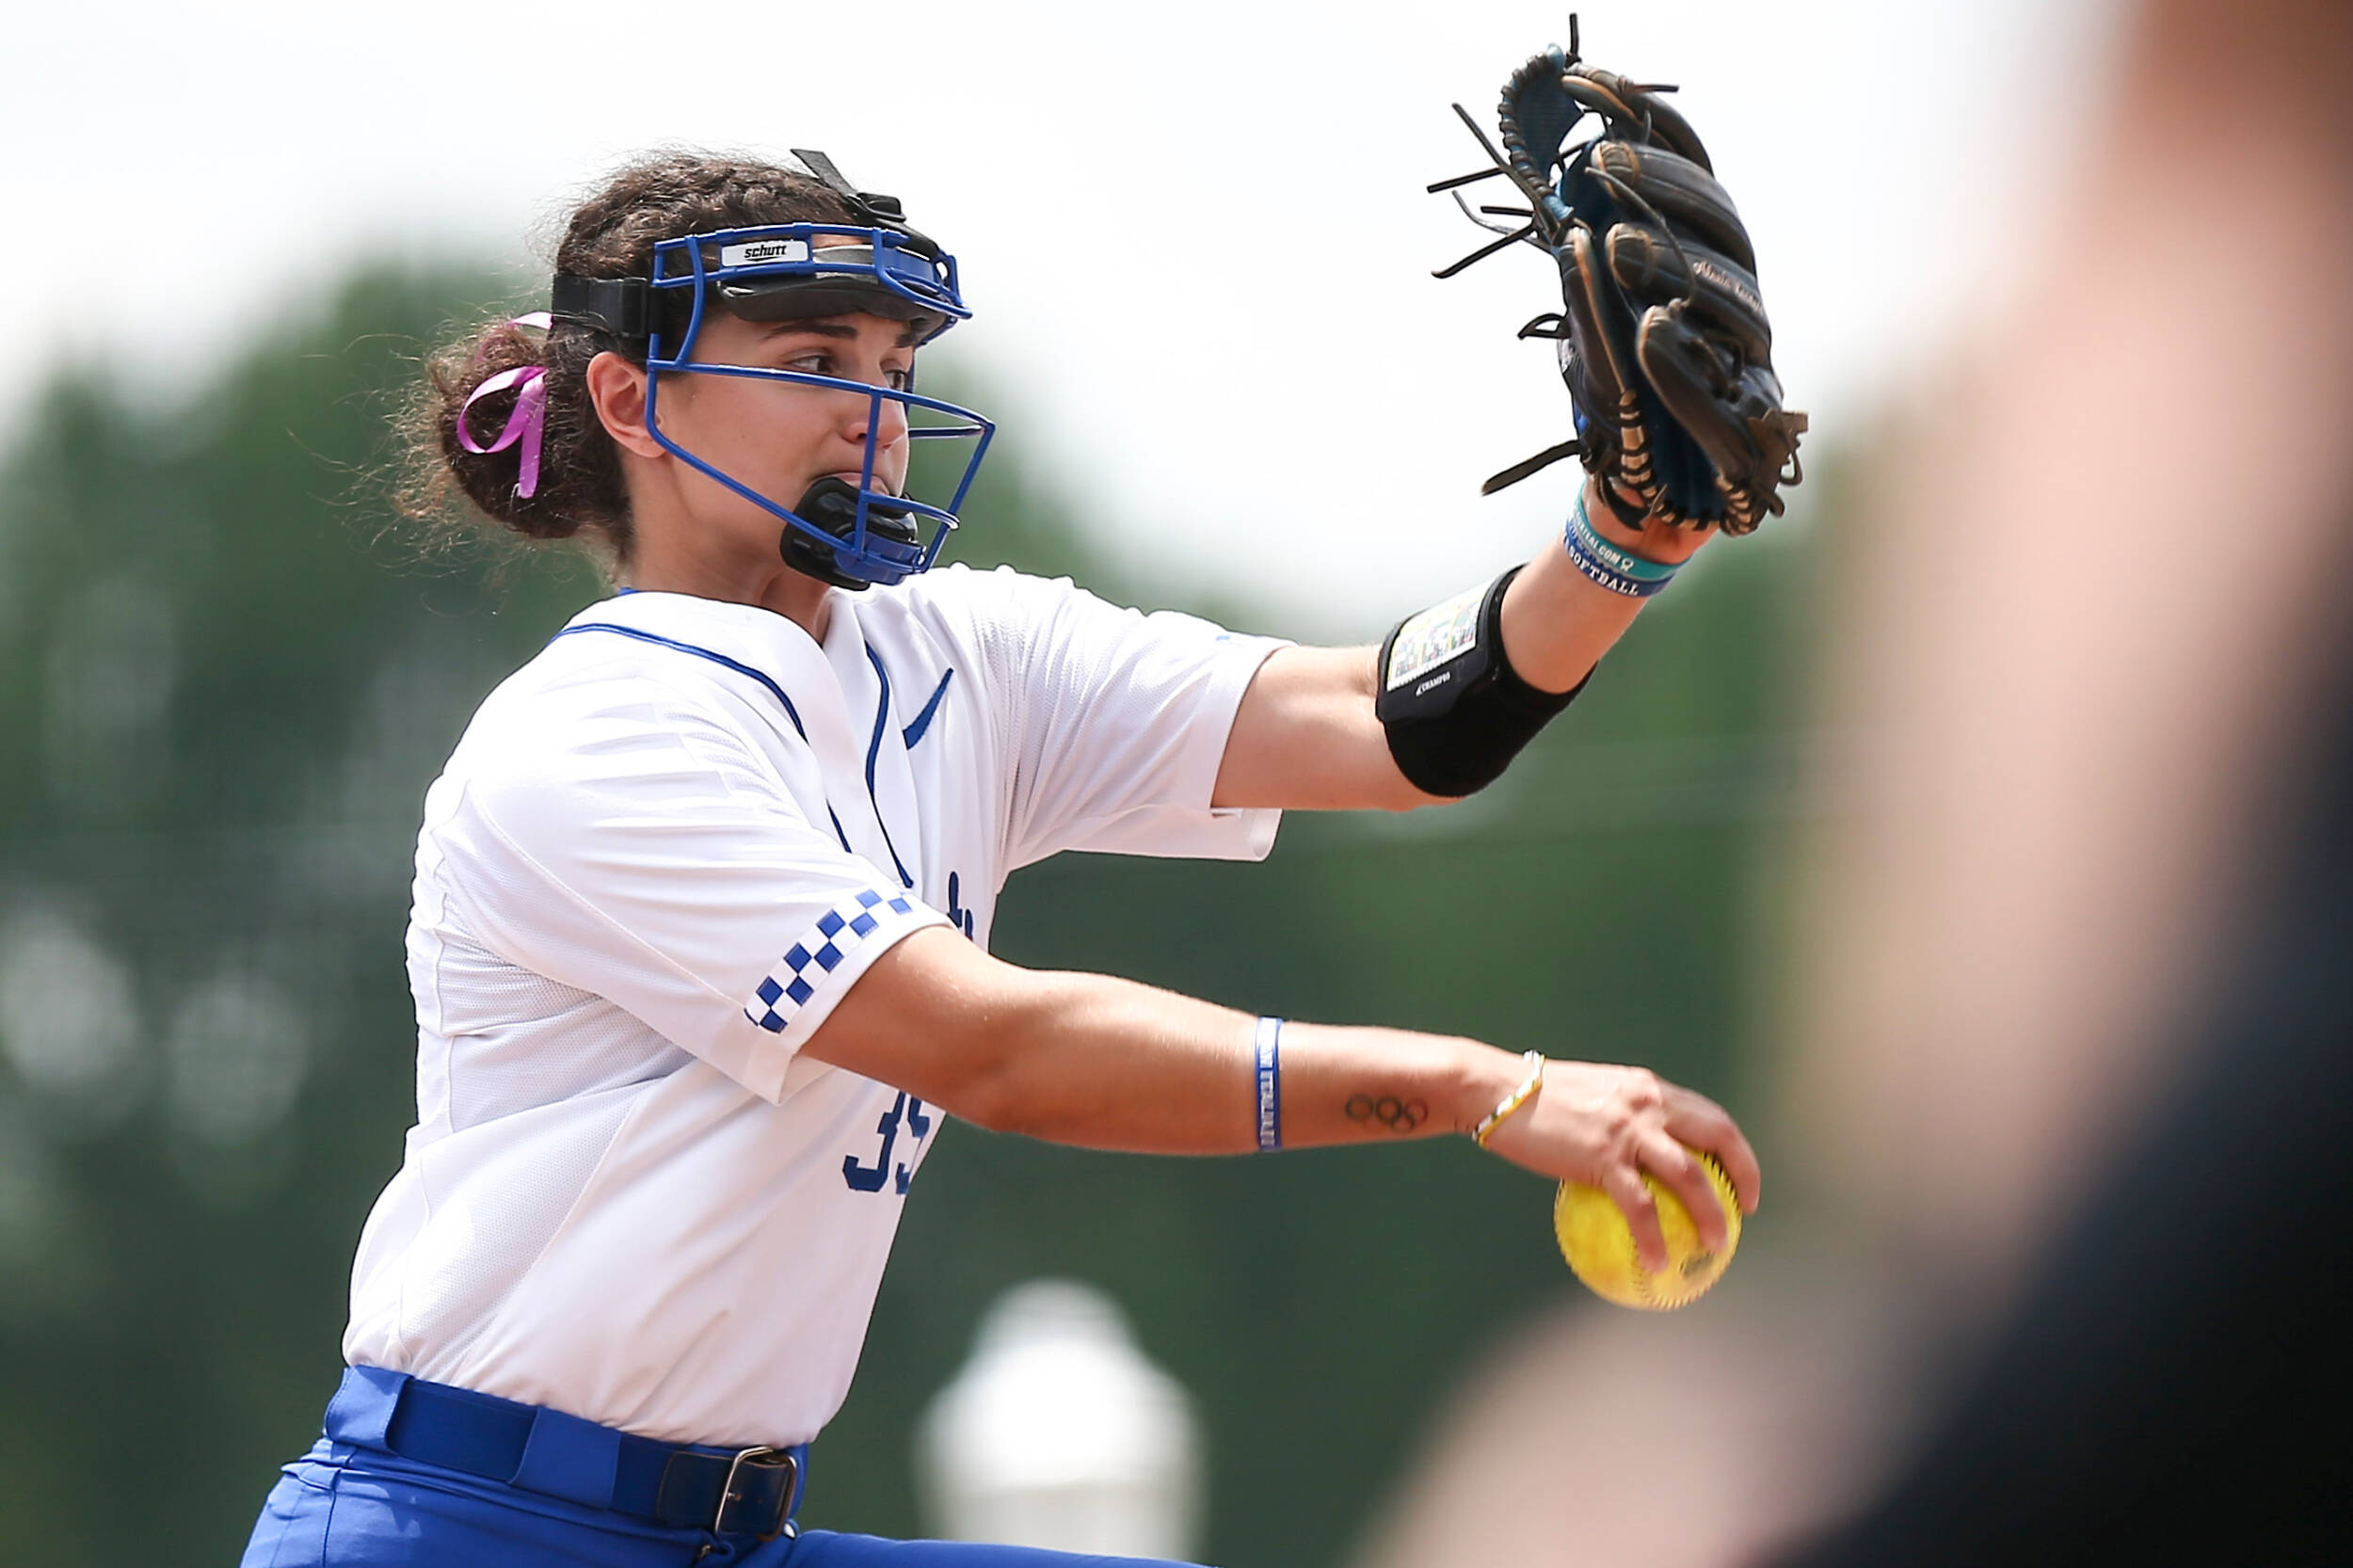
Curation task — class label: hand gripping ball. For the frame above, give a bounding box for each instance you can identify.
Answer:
[1555,1148,1741,1310]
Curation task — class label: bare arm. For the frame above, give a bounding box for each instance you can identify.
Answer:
[805,924,1761,1265]
[1212,477,1715,811]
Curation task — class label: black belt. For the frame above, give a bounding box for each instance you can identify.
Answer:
[323,1366,806,1540]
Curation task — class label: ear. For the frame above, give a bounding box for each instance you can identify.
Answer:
[584,351,664,459]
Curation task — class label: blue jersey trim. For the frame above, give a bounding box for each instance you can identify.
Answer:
[553,623,808,740]
[902,666,954,749]
[861,645,917,888]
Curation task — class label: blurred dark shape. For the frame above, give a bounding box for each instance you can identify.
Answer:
[1353,0,2353,1561]
[1768,669,2353,1562]
[1766,0,2353,1558]
[1785,0,2353,1294]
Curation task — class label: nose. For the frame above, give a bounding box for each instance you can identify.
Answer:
[842,375,910,455]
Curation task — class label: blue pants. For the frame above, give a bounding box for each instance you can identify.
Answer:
[242,1374,1204,1568]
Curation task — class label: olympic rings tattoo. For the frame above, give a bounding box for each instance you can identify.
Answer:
[1345,1093,1428,1134]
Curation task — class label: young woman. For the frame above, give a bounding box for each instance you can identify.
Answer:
[240,149,1759,1568]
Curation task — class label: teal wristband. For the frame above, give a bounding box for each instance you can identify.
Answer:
[1565,489,1679,585]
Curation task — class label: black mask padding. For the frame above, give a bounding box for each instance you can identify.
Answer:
[716,248,950,343]
[781,476,920,592]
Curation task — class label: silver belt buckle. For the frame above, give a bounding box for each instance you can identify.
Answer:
[714,1445,798,1540]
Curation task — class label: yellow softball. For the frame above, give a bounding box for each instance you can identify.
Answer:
[1554,1149,1742,1310]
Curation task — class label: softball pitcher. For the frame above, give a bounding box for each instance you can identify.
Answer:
[242,107,1785,1567]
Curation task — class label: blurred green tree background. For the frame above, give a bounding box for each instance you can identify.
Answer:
[0,272,1818,1566]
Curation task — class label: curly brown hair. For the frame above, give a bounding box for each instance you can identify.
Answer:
[395,152,862,561]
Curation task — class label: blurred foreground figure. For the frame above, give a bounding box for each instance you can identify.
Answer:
[1360,1,2353,1563]
[1771,698,2353,1560]
[1769,0,2353,1552]
[1775,1,2353,1554]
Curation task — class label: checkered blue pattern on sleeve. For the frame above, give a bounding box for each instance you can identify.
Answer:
[744,888,920,1033]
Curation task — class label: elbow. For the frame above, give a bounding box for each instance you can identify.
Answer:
[900,969,1066,1137]
[896,1029,1025,1135]
[1377,775,1460,813]
[941,1066,1026,1136]
[945,1050,1080,1142]
[813,933,1053,1134]
[1368,754,1468,812]
[931,1021,1097,1144]
[818,942,1126,1145]
[1377,744,1517,808]
[1368,729,1464,812]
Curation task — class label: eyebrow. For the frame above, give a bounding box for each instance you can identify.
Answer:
[759,318,923,349]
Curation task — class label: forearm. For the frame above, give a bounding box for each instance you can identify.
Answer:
[812,928,1761,1263]
[1497,475,1697,693]
[1214,479,1702,811]
[968,976,1514,1152]
[810,928,1518,1153]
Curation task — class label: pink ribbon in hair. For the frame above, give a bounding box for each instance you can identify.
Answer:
[456,312,554,499]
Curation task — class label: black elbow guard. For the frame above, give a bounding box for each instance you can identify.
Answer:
[1376,567,1587,797]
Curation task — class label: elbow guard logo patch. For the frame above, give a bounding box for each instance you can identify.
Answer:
[1376,567,1581,797]
[1383,583,1488,700]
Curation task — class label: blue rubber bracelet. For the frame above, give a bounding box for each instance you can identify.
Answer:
[1565,489,1680,586]
[1562,513,1670,599]
[1254,1016,1284,1151]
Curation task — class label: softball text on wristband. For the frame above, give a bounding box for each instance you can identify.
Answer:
[1562,488,1676,599]
[1254,1016,1284,1151]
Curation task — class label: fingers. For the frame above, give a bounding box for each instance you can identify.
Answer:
[1664,1087,1763,1215]
[1602,1162,1670,1273]
[1493,1061,1760,1264]
[1562,70,1717,175]
[1588,140,1753,270]
[1604,227,1772,361]
[1638,1131,1731,1256]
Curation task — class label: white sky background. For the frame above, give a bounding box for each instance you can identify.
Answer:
[4,0,2121,636]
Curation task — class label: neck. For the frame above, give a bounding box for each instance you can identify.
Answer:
[619,532,836,644]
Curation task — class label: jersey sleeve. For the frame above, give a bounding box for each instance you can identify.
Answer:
[940,568,1287,871]
[427,679,950,1103]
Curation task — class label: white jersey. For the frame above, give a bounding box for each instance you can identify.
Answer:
[342,569,1284,1448]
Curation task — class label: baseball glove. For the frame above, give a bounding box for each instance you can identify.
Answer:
[1432,21,1806,534]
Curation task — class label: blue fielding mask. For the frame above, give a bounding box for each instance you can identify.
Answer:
[548,153,995,590]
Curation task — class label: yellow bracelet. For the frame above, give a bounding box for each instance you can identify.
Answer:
[1473,1050,1547,1147]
